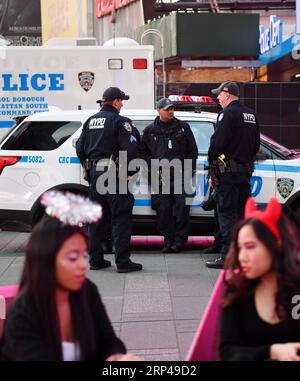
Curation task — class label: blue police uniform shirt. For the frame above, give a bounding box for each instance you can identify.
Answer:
[208,100,260,165]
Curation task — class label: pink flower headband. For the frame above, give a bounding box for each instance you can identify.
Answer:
[41,191,102,226]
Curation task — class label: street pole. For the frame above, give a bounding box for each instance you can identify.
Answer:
[141,28,166,99]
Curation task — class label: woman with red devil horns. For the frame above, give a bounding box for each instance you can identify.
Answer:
[219,197,300,361]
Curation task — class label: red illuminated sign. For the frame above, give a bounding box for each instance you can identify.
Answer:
[94,0,138,23]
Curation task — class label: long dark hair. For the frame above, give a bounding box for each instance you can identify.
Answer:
[222,214,300,321]
[19,216,93,360]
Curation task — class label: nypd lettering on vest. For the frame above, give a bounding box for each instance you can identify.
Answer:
[243,113,256,124]
[89,118,106,129]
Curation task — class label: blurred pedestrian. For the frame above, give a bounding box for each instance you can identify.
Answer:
[220,197,300,361]
[0,191,141,361]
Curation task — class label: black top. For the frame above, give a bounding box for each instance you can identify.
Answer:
[220,292,300,361]
[208,100,260,165]
[76,105,140,163]
[0,279,126,361]
[140,116,198,172]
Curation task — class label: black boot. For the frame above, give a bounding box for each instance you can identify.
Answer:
[205,256,225,269]
[202,241,222,254]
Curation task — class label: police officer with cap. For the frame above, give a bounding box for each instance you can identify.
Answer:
[140,98,198,253]
[76,87,142,273]
[205,81,260,269]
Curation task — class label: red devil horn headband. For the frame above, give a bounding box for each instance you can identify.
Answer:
[244,197,282,240]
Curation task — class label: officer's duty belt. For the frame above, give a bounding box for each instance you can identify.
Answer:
[217,159,252,174]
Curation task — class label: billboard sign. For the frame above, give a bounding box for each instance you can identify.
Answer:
[0,0,41,46]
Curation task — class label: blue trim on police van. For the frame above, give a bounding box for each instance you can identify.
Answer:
[0,121,15,128]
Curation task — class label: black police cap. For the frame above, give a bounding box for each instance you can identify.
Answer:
[211,81,240,97]
[156,98,174,110]
[97,87,130,103]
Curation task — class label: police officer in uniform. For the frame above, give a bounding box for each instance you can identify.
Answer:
[76,87,142,273]
[205,81,260,269]
[140,98,198,253]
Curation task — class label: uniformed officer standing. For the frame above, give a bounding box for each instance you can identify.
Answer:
[205,81,260,269]
[76,87,142,273]
[140,98,198,253]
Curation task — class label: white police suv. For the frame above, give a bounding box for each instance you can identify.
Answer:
[0,107,300,234]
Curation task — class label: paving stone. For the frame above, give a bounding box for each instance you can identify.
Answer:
[172,296,209,320]
[125,274,169,292]
[177,331,197,360]
[123,291,172,314]
[0,257,16,276]
[175,319,201,333]
[133,348,180,361]
[166,256,208,274]
[0,258,23,284]
[102,296,123,323]
[120,321,177,350]
[169,273,213,297]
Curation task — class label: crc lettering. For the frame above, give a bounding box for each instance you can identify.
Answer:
[59,157,70,164]
[1,74,65,91]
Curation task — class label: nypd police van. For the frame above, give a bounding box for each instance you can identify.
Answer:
[0,107,300,234]
[0,37,155,140]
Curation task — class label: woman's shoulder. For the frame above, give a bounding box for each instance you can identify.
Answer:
[81,278,102,300]
[4,291,38,329]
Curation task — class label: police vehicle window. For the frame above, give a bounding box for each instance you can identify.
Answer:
[189,122,215,155]
[1,121,82,151]
[261,134,298,159]
[256,144,273,160]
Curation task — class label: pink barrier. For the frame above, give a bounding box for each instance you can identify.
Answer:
[186,271,225,361]
[130,236,214,247]
[0,285,19,338]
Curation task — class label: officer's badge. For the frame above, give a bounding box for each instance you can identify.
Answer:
[218,113,224,123]
[123,122,132,133]
[276,178,294,199]
[78,72,95,92]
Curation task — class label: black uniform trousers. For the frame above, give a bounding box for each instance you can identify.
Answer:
[216,167,252,258]
[88,166,134,268]
[151,179,190,246]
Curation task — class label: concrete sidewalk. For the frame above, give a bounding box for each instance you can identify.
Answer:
[0,231,220,361]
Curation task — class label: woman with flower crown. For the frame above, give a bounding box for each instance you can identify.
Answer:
[0,191,140,361]
[220,197,300,361]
